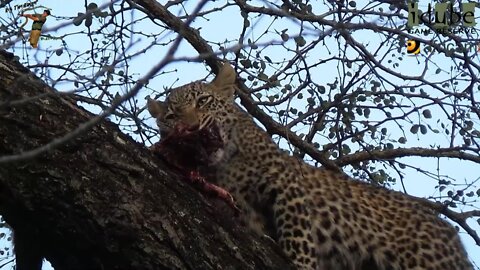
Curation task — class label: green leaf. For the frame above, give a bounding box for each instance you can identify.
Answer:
[422,109,432,118]
[258,73,268,81]
[307,97,315,106]
[464,138,471,146]
[85,14,93,27]
[240,59,251,68]
[318,85,325,94]
[87,2,98,10]
[420,124,427,134]
[73,12,84,26]
[294,36,306,47]
[364,108,371,118]
[410,124,419,134]
[465,120,474,130]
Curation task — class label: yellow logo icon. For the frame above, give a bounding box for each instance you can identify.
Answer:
[407,39,420,55]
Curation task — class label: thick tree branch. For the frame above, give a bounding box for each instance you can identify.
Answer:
[0,50,292,269]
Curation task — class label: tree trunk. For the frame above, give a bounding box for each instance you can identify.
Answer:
[0,50,292,270]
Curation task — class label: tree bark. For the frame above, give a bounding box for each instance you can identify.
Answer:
[0,50,293,270]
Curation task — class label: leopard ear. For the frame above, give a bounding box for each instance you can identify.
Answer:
[147,97,167,118]
[210,63,236,99]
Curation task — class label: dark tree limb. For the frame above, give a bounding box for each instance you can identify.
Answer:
[0,50,293,270]
[336,146,480,167]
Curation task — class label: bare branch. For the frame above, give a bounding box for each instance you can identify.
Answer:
[336,147,480,167]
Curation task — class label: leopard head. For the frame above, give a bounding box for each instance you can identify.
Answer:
[147,63,239,164]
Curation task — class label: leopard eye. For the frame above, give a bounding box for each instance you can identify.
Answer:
[196,95,212,107]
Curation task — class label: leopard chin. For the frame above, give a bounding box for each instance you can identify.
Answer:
[207,148,225,165]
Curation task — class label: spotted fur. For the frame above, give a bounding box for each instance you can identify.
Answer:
[148,63,473,270]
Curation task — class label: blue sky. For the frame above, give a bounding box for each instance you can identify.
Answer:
[0,0,479,269]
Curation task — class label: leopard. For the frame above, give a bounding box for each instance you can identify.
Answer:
[147,63,473,270]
